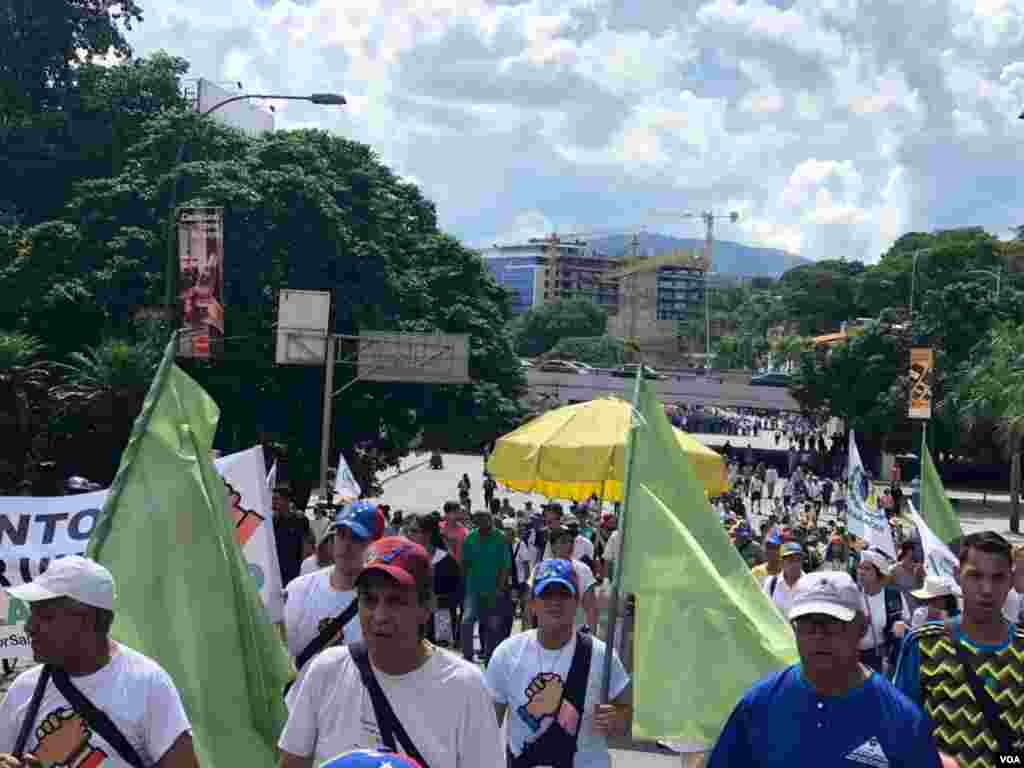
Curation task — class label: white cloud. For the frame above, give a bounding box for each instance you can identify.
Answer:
[121,0,1024,264]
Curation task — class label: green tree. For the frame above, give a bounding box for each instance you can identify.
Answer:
[547,336,630,367]
[776,260,865,335]
[791,322,909,452]
[0,332,52,490]
[514,299,607,357]
[10,104,524,494]
[955,323,1024,531]
[1,5,163,226]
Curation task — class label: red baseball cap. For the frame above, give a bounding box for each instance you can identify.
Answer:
[356,536,432,591]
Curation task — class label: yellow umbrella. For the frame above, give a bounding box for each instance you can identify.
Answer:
[487,398,730,501]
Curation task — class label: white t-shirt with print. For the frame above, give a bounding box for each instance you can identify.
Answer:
[762,573,804,619]
[279,645,504,768]
[485,630,630,768]
[0,644,190,767]
[284,566,363,708]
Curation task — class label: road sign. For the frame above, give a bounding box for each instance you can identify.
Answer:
[357,332,470,384]
[275,289,331,365]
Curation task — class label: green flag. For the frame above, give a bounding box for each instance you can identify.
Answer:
[87,337,290,768]
[618,377,798,746]
[920,431,962,546]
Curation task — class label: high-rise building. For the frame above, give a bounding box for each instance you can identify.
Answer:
[480,239,621,316]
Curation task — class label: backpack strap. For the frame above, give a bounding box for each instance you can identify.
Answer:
[50,666,146,768]
[349,643,431,768]
[769,575,779,598]
[295,598,359,672]
[13,666,51,758]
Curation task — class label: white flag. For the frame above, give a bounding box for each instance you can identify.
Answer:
[846,431,896,559]
[908,501,960,587]
[335,452,362,500]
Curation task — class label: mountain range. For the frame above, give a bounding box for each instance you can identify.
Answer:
[590,233,811,278]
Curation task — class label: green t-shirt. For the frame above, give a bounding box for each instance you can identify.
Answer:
[462,529,511,597]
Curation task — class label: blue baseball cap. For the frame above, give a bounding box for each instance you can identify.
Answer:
[321,750,423,768]
[532,559,579,597]
[331,500,385,541]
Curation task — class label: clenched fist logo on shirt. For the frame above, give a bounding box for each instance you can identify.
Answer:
[516,674,580,736]
[34,708,108,768]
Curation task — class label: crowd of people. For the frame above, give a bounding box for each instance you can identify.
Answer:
[4,448,1024,768]
[715,453,1024,767]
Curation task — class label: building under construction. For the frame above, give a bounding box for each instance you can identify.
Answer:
[479,235,621,316]
[604,249,709,364]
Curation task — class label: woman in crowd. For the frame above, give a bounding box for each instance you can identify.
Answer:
[855,548,906,674]
[408,513,462,648]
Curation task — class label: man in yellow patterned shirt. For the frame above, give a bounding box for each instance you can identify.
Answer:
[894,531,1024,767]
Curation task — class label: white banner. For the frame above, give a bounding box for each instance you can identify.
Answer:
[908,501,960,586]
[846,431,896,559]
[0,446,283,658]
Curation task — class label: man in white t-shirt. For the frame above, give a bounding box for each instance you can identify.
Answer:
[284,500,385,706]
[300,517,336,577]
[486,559,631,768]
[0,556,196,768]
[550,526,599,631]
[564,517,595,564]
[763,542,805,618]
[279,536,504,768]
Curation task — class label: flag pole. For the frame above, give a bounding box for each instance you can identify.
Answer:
[601,368,643,703]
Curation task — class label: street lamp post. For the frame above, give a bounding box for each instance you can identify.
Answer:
[163,92,347,320]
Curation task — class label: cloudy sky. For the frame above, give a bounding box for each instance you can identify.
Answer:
[127,0,1024,261]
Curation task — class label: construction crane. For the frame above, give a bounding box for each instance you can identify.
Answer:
[648,209,740,361]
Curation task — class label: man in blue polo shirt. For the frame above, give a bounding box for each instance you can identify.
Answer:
[707,571,942,768]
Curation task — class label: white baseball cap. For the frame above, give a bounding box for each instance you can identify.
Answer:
[5,555,115,611]
[788,571,862,623]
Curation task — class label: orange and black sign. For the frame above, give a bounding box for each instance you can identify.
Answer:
[909,348,934,420]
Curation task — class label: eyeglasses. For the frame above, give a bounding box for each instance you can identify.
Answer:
[792,617,849,637]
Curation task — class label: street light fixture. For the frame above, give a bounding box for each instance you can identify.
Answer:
[163,91,347,318]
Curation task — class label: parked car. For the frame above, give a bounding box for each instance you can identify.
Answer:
[749,371,792,387]
[611,363,664,380]
[539,359,584,374]
[519,358,534,369]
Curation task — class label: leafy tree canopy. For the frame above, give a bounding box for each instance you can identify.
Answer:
[515,299,607,358]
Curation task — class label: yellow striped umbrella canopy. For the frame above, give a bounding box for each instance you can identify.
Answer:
[486,398,730,502]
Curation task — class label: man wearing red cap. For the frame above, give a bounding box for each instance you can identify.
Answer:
[279,537,503,768]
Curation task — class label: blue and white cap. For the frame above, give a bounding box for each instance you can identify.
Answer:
[532,559,579,597]
[331,500,385,541]
[320,749,424,768]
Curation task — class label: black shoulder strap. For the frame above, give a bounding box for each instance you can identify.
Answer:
[769,575,779,597]
[561,631,593,724]
[13,666,51,758]
[50,666,146,768]
[296,598,359,671]
[953,636,1017,755]
[349,643,431,768]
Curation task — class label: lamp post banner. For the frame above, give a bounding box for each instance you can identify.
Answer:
[178,206,224,359]
[909,348,934,420]
[0,447,282,658]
